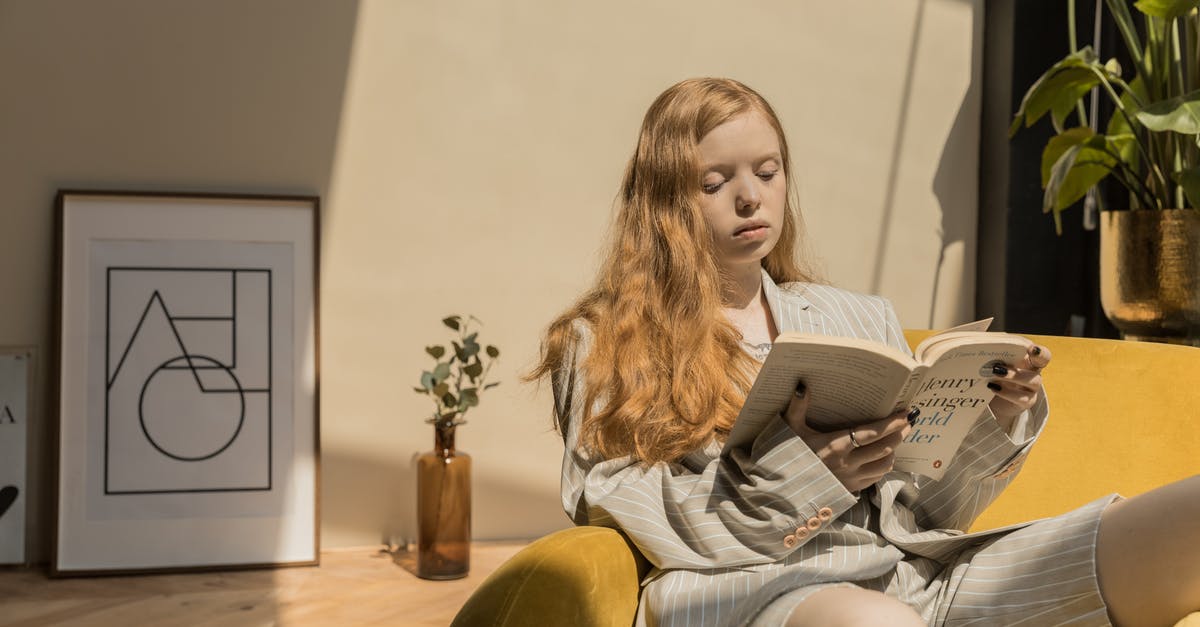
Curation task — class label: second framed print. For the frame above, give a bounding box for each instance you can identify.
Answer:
[55,191,319,575]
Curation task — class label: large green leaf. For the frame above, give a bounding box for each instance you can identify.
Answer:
[1010,48,1108,135]
[1134,0,1200,19]
[1174,165,1200,207]
[1041,128,1096,186]
[1136,89,1200,133]
[1041,128,1133,232]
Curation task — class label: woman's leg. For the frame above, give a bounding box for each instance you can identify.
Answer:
[784,587,925,627]
[1097,475,1200,627]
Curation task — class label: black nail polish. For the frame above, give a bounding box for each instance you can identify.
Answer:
[794,381,807,398]
[991,364,1008,376]
[987,382,1002,391]
[1031,346,1042,356]
[906,407,920,425]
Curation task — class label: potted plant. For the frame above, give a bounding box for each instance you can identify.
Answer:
[412,315,500,579]
[1010,0,1200,344]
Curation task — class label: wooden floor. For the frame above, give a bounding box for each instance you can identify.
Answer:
[0,542,526,626]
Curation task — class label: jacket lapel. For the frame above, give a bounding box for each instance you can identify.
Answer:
[760,268,821,335]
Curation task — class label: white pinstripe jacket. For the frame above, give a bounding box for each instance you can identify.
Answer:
[555,270,1047,626]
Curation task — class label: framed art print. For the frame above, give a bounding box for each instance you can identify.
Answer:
[0,347,33,565]
[54,191,319,574]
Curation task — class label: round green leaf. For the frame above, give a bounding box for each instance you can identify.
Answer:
[459,388,479,408]
[486,345,500,358]
[425,345,446,359]
[442,316,461,330]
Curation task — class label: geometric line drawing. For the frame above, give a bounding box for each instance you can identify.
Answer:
[105,267,272,495]
[140,355,246,461]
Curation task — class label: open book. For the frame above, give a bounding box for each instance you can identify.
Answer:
[724,319,1031,480]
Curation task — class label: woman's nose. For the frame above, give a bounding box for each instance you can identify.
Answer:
[736,174,761,212]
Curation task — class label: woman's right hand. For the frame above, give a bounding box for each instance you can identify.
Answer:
[781,383,912,493]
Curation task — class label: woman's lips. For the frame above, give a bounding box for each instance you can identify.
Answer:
[734,224,769,240]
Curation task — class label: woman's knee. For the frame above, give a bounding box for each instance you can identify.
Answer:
[785,586,925,627]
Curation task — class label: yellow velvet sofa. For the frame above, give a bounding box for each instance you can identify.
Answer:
[452,333,1200,626]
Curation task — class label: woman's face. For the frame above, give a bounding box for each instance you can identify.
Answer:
[695,110,786,274]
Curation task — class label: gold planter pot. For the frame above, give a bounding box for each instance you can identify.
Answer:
[1100,208,1200,345]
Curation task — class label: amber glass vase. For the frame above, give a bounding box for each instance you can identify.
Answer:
[416,423,471,579]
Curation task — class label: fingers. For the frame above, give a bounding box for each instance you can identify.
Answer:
[845,413,909,448]
[989,385,1038,411]
[988,362,1042,394]
[782,380,815,436]
[1021,343,1052,371]
[850,410,907,448]
[988,354,1044,419]
[784,386,914,493]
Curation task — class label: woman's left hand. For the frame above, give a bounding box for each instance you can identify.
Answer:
[987,343,1052,427]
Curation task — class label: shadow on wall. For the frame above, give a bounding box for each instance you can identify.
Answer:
[869,0,928,296]
[321,446,568,549]
[866,0,983,327]
[929,47,981,328]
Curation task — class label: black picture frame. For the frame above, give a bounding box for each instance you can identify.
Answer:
[53,191,320,575]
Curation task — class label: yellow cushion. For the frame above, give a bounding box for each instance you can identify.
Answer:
[450,526,650,627]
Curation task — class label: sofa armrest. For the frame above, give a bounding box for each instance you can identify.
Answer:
[452,526,650,627]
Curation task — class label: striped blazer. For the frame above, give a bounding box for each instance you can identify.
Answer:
[555,270,1047,626]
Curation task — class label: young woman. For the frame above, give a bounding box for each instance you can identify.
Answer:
[529,78,1199,627]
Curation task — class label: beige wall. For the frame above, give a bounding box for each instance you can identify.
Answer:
[0,0,982,559]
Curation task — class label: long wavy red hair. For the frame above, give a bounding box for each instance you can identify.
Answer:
[528,78,819,464]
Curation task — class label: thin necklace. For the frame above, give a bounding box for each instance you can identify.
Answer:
[738,337,772,362]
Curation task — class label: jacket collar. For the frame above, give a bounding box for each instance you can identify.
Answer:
[759,267,813,334]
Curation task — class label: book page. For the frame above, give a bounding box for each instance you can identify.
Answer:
[894,338,1029,479]
[724,335,915,451]
[938,317,993,334]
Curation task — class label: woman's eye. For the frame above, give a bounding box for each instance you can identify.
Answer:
[702,181,724,194]
[758,170,778,182]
